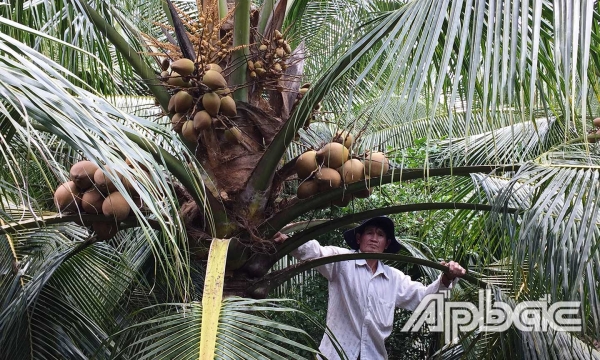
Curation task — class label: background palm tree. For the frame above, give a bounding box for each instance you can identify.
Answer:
[1,0,600,358]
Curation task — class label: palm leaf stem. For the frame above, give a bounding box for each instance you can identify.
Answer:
[75,0,170,111]
[247,253,486,298]
[231,0,250,102]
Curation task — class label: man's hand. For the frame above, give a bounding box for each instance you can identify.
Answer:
[272,232,289,244]
[440,260,466,287]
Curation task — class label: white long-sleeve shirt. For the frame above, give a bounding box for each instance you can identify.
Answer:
[291,240,454,360]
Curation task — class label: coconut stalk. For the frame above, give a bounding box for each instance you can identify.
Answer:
[231,0,250,102]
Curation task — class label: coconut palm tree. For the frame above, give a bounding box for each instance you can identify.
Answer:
[1,0,600,358]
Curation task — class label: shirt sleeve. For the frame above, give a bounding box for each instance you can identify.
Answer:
[393,271,458,311]
[289,240,349,280]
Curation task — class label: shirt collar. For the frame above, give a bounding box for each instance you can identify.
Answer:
[355,251,390,279]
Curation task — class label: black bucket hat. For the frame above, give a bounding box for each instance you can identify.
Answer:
[343,216,401,254]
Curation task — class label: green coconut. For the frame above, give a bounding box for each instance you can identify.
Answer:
[202,70,227,89]
[193,110,212,131]
[224,127,243,143]
[220,96,237,116]
[171,58,195,76]
[173,91,194,113]
[182,121,199,143]
[202,92,221,116]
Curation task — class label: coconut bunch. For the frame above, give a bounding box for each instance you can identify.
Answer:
[294,131,390,206]
[53,160,146,240]
[162,59,238,144]
[248,30,293,88]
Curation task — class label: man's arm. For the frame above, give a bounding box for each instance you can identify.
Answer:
[394,261,466,311]
[273,233,350,280]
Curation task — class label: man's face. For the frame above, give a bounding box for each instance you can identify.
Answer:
[356,225,390,253]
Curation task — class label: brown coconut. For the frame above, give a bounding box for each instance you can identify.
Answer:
[339,159,364,184]
[202,92,221,117]
[363,151,390,177]
[193,110,212,131]
[173,91,194,113]
[316,142,349,169]
[93,167,122,192]
[171,113,186,133]
[70,161,99,190]
[202,70,227,90]
[171,58,195,77]
[160,58,170,71]
[315,167,342,190]
[220,96,237,116]
[102,192,131,221]
[125,158,149,172]
[92,222,119,241]
[297,180,321,199]
[54,181,82,212]
[182,121,199,143]
[333,130,354,149]
[296,150,318,179]
[81,188,105,214]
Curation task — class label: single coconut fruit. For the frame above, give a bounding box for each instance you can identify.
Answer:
[172,113,186,133]
[206,63,223,73]
[167,95,176,113]
[296,150,318,179]
[160,58,170,71]
[315,167,342,190]
[316,142,349,169]
[193,110,212,131]
[594,117,600,127]
[160,70,170,79]
[297,180,320,199]
[332,193,353,207]
[182,121,198,143]
[220,96,237,116]
[70,161,99,190]
[171,58,195,76]
[102,192,131,221]
[362,151,389,177]
[92,222,118,241]
[54,181,82,212]
[81,188,105,214]
[202,70,227,89]
[339,159,364,184]
[202,92,221,116]
[224,127,243,143]
[167,72,191,87]
[333,130,354,149]
[173,91,194,113]
[93,167,122,192]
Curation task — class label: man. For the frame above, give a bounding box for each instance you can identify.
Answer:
[275,216,466,360]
